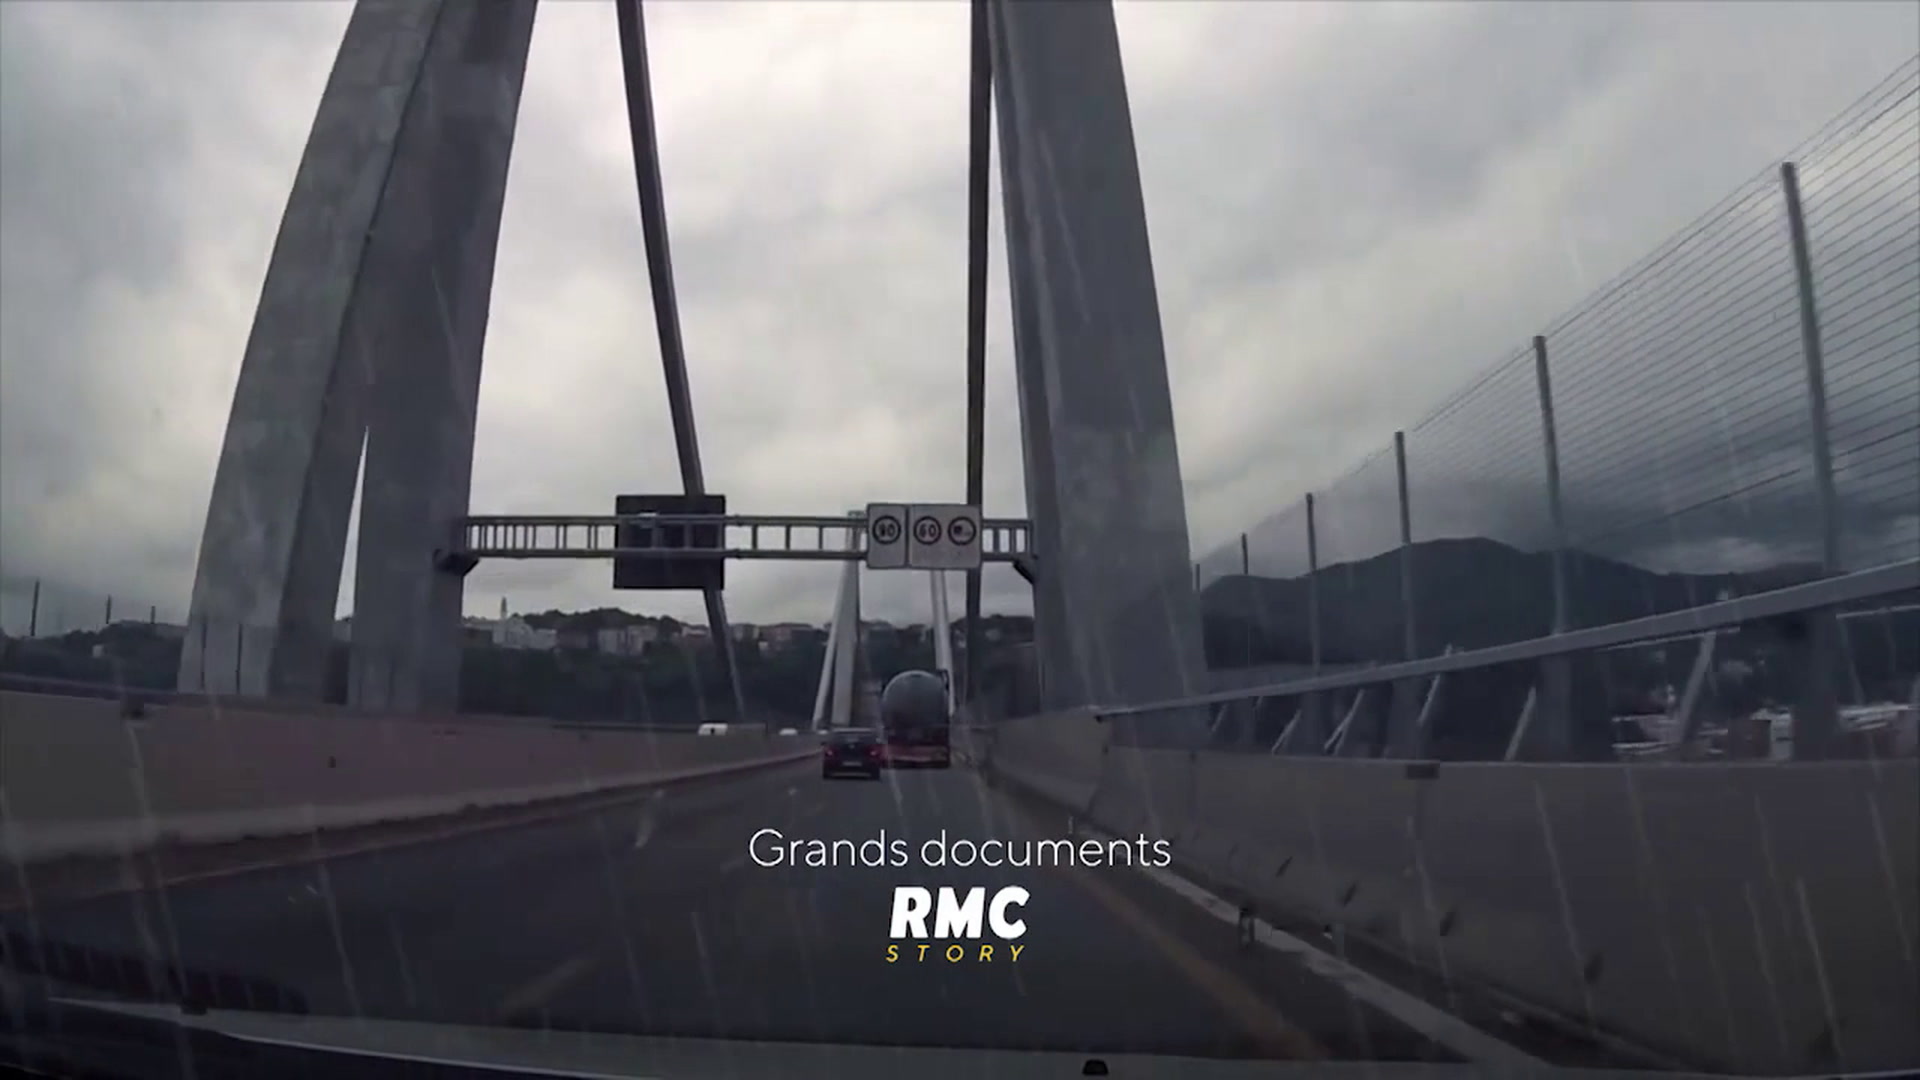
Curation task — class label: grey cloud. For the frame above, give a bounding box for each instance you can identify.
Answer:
[0,1,350,613]
[1144,2,1643,309]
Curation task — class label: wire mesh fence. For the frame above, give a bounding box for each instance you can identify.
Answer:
[1306,446,1404,664]
[1197,57,1920,675]
[1403,349,1557,655]
[1797,58,1920,573]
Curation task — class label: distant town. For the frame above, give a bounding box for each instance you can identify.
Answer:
[0,602,1039,727]
[354,598,1043,659]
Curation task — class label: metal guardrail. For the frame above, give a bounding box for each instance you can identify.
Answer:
[1102,558,1918,717]
[458,513,1033,562]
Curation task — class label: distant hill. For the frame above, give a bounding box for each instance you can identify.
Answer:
[1200,536,1836,667]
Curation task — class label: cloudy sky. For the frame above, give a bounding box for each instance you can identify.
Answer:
[2,0,1915,635]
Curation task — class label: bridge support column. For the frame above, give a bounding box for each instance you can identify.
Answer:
[177,0,462,700]
[177,0,537,709]
[347,1,539,713]
[987,0,1205,737]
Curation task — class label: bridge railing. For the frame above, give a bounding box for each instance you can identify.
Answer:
[1196,58,1920,742]
[1129,559,1918,761]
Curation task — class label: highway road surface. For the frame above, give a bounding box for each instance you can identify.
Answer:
[4,760,1477,1065]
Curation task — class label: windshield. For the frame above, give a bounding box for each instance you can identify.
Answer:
[2,2,1917,1078]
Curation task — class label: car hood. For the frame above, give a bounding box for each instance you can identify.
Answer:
[40,997,1892,1080]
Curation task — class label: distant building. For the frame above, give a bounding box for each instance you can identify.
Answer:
[760,622,816,646]
[597,625,654,656]
[492,616,556,651]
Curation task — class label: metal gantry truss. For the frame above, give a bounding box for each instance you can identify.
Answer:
[457,513,1033,563]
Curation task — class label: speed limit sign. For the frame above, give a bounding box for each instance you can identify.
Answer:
[864,504,908,569]
[865,503,980,570]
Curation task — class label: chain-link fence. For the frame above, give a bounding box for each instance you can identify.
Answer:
[1198,57,1920,675]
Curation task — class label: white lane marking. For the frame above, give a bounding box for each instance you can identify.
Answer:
[59,1000,662,1080]
[631,791,667,851]
[492,953,599,1019]
[1074,824,1544,1069]
[59,995,1920,1080]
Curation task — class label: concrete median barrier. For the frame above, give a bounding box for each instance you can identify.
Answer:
[1088,747,1200,844]
[1180,755,1428,943]
[0,691,814,863]
[1390,760,1919,1074]
[982,713,1919,1074]
[980,707,1108,815]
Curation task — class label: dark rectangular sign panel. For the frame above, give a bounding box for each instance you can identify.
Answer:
[612,494,726,590]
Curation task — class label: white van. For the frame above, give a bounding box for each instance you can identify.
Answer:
[695,722,730,736]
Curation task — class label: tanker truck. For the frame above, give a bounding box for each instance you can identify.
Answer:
[877,669,952,769]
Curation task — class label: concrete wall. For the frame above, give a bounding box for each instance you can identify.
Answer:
[982,710,1919,1075]
[0,692,810,862]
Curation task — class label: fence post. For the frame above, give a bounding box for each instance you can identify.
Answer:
[1305,494,1321,673]
[1301,493,1327,754]
[1390,431,1424,755]
[1532,334,1573,760]
[1239,531,1253,668]
[1778,160,1844,760]
[1394,432,1416,660]
[1533,336,1570,633]
[1779,161,1842,572]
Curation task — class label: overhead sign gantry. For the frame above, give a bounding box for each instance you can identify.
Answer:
[452,500,1025,590]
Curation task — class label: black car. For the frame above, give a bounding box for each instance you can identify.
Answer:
[821,728,883,779]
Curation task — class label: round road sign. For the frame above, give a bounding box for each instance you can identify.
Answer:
[870,514,902,545]
[912,516,943,545]
[947,516,978,546]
